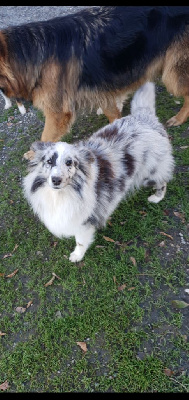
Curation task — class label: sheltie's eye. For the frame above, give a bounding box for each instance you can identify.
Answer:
[47,158,53,165]
[65,159,72,167]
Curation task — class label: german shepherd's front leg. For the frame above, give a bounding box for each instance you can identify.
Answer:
[23,110,75,160]
[102,101,122,123]
[40,109,75,142]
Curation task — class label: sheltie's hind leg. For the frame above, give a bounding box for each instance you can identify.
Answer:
[148,182,167,204]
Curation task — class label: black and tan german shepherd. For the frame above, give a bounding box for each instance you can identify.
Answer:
[0,6,189,148]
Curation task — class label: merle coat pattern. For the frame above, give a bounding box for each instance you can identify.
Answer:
[23,83,174,262]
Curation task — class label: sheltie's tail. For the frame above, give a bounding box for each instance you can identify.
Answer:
[131,82,156,116]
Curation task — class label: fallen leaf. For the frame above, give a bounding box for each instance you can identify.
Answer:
[163,209,170,216]
[139,211,147,216]
[0,332,6,336]
[128,287,136,291]
[26,300,33,309]
[12,244,19,253]
[76,341,87,353]
[172,300,189,309]
[15,306,26,314]
[103,236,115,243]
[130,256,137,266]
[44,275,55,287]
[0,273,5,277]
[120,239,134,248]
[118,283,127,292]
[173,211,185,223]
[51,241,58,248]
[144,249,150,261]
[180,145,189,149]
[0,380,9,391]
[113,276,117,284]
[6,269,19,278]
[3,244,18,260]
[3,253,12,259]
[160,232,173,240]
[164,368,174,377]
[52,272,61,280]
[114,241,122,246]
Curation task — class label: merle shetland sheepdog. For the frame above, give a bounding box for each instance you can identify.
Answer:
[23,83,174,262]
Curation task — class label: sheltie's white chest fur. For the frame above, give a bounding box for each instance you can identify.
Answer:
[24,171,95,239]
[31,186,81,238]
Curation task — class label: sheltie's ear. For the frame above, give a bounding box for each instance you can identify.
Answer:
[30,141,54,153]
[26,141,55,169]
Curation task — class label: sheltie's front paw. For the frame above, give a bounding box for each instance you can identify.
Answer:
[69,251,84,263]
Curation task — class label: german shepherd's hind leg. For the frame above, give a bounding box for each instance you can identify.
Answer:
[101,99,122,123]
[167,95,189,127]
[97,93,128,117]
[162,36,189,127]
[148,182,167,204]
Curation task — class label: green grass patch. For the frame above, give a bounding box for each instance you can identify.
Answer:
[0,83,189,392]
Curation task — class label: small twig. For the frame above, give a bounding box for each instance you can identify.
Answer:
[170,377,189,393]
[160,232,173,240]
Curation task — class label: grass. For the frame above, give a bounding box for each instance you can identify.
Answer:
[0,83,189,392]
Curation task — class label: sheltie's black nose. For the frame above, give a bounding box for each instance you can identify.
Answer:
[52,176,62,186]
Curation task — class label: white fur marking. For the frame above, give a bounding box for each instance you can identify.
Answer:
[148,194,164,203]
[1,91,12,109]
[17,103,26,115]
[148,183,167,203]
